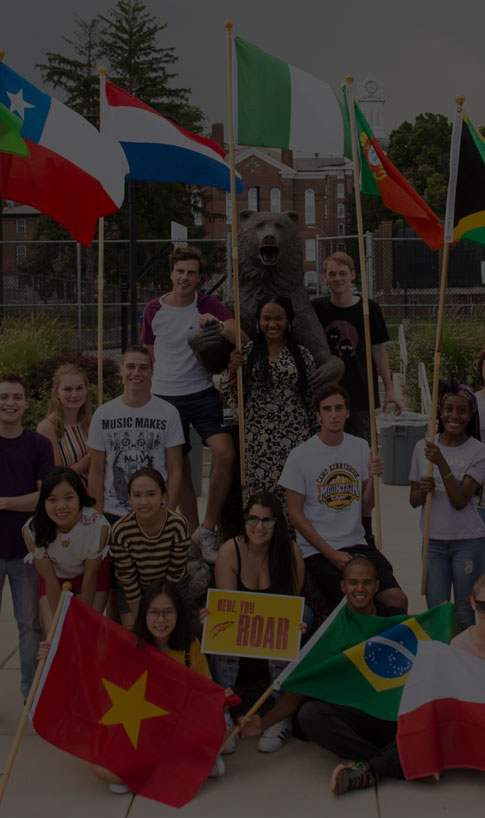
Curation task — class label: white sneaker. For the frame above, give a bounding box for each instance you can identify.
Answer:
[208,756,225,777]
[222,712,237,754]
[257,718,292,753]
[109,782,132,794]
[191,526,219,564]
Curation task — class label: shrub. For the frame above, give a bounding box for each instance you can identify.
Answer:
[0,313,73,376]
[404,319,485,411]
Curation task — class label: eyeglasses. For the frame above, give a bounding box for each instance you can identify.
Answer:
[245,515,276,529]
[473,599,485,614]
[146,608,176,621]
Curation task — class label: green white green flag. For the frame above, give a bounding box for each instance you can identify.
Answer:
[234,36,344,156]
[0,101,29,157]
[277,602,459,721]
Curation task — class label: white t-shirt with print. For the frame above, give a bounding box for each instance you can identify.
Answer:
[279,433,369,558]
[88,396,184,517]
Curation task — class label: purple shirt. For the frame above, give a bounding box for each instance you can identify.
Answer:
[0,429,54,559]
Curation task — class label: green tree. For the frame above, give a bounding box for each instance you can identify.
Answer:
[98,0,203,132]
[36,15,102,124]
[387,113,452,217]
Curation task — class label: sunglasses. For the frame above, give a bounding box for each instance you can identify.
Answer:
[474,599,485,614]
[245,515,276,530]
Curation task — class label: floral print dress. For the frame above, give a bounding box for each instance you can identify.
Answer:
[219,342,316,508]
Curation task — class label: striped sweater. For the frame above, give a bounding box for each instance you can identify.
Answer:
[110,510,190,602]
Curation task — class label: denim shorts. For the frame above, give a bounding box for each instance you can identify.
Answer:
[155,386,231,455]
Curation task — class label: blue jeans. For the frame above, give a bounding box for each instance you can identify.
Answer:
[426,538,485,629]
[0,559,42,698]
[210,654,287,699]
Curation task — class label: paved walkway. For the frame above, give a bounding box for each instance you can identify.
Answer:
[0,479,484,816]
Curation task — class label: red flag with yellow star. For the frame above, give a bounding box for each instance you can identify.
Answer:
[30,595,226,807]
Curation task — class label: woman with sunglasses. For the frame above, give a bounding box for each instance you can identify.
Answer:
[410,380,485,629]
[211,491,305,753]
[451,574,485,659]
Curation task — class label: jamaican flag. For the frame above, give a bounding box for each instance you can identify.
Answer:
[276,602,459,721]
[445,110,485,245]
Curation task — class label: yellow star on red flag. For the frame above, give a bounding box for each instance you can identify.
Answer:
[99,670,168,748]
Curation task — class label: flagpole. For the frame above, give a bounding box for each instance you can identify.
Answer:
[225,21,246,488]
[0,583,72,805]
[420,97,463,594]
[97,67,107,406]
[345,76,382,550]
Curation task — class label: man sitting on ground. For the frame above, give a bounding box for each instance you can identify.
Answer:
[240,556,406,793]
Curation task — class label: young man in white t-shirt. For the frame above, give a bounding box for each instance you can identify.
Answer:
[88,346,184,519]
[279,382,407,611]
[142,246,248,562]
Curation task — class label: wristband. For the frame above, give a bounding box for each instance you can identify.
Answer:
[442,471,453,480]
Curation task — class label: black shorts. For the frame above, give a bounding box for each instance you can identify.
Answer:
[305,543,400,609]
[155,386,231,455]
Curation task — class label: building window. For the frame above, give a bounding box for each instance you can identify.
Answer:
[337,243,346,252]
[16,245,27,266]
[305,189,315,224]
[305,238,316,262]
[305,271,317,295]
[337,183,344,199]
[338,223,345,236]
[270,187,281,213]
[337,171,344,179]
[191,190,202,226]
[226,192,232,224]
[248,187,259,212]
[16,219,26,234]
[337,203,345,219]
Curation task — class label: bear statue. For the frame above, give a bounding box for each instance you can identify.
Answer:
[188,210,344,388]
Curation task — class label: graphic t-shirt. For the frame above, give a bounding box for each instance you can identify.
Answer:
[141,290,232,396]
[88,396,184,517]
[279,433,369,557]
[312,296,389,410]
[409,436,485,540]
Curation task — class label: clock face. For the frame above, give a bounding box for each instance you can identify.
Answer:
[366,80,377,94]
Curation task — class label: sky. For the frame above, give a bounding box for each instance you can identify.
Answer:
[4,0,485,138]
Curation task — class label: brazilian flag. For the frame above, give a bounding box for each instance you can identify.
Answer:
[451,114,485,244]
[280,603,459,721]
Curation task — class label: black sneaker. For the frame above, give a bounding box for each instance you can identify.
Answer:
[334,761,376,795]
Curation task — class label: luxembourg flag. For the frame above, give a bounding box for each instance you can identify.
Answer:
[0,62,128,247]
[397,640,485,779]
[102,81,244,193]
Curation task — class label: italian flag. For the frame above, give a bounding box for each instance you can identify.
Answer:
[397,640,485,779]
[234,36,344,156]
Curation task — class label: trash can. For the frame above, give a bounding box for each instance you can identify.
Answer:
[376,412,428,486]
[188,425,203,497]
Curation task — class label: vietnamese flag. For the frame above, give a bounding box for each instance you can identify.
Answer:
[397,640,485,779]
[30,595,226,807]
[346,95,444,251]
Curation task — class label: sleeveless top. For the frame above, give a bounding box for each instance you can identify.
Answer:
[233,538,274,594]
[59,424,89,482]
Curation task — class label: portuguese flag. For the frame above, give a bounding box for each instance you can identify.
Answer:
[444,111,485,245]
[347,98,444,250]
[276,602,459,721]
[234,36,344,156]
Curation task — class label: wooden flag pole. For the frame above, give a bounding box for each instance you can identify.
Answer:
[225,21,246,488]
[0,583,72,805]
[420,96,463,594]
[345,76,382,550]
[219,680,275,754]
[96,67,107,406]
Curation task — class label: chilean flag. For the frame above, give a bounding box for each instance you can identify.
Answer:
[103,81,244,193]
[0,62,128,247]
[397,640,485,779]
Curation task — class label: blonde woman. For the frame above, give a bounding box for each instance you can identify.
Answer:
[37,363,92,481]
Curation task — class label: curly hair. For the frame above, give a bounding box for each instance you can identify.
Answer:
[244,295,309,397]
[46,363,92,438]
[438,379,480,439]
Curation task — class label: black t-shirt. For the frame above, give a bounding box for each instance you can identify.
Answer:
[374,602,407,616]
[312,296,389,410]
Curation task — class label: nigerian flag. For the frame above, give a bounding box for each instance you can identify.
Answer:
[234,36,344,156]
[277,602,459,721]
[0,101,29,157]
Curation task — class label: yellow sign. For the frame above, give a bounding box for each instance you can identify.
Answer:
[201,589,304,661]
